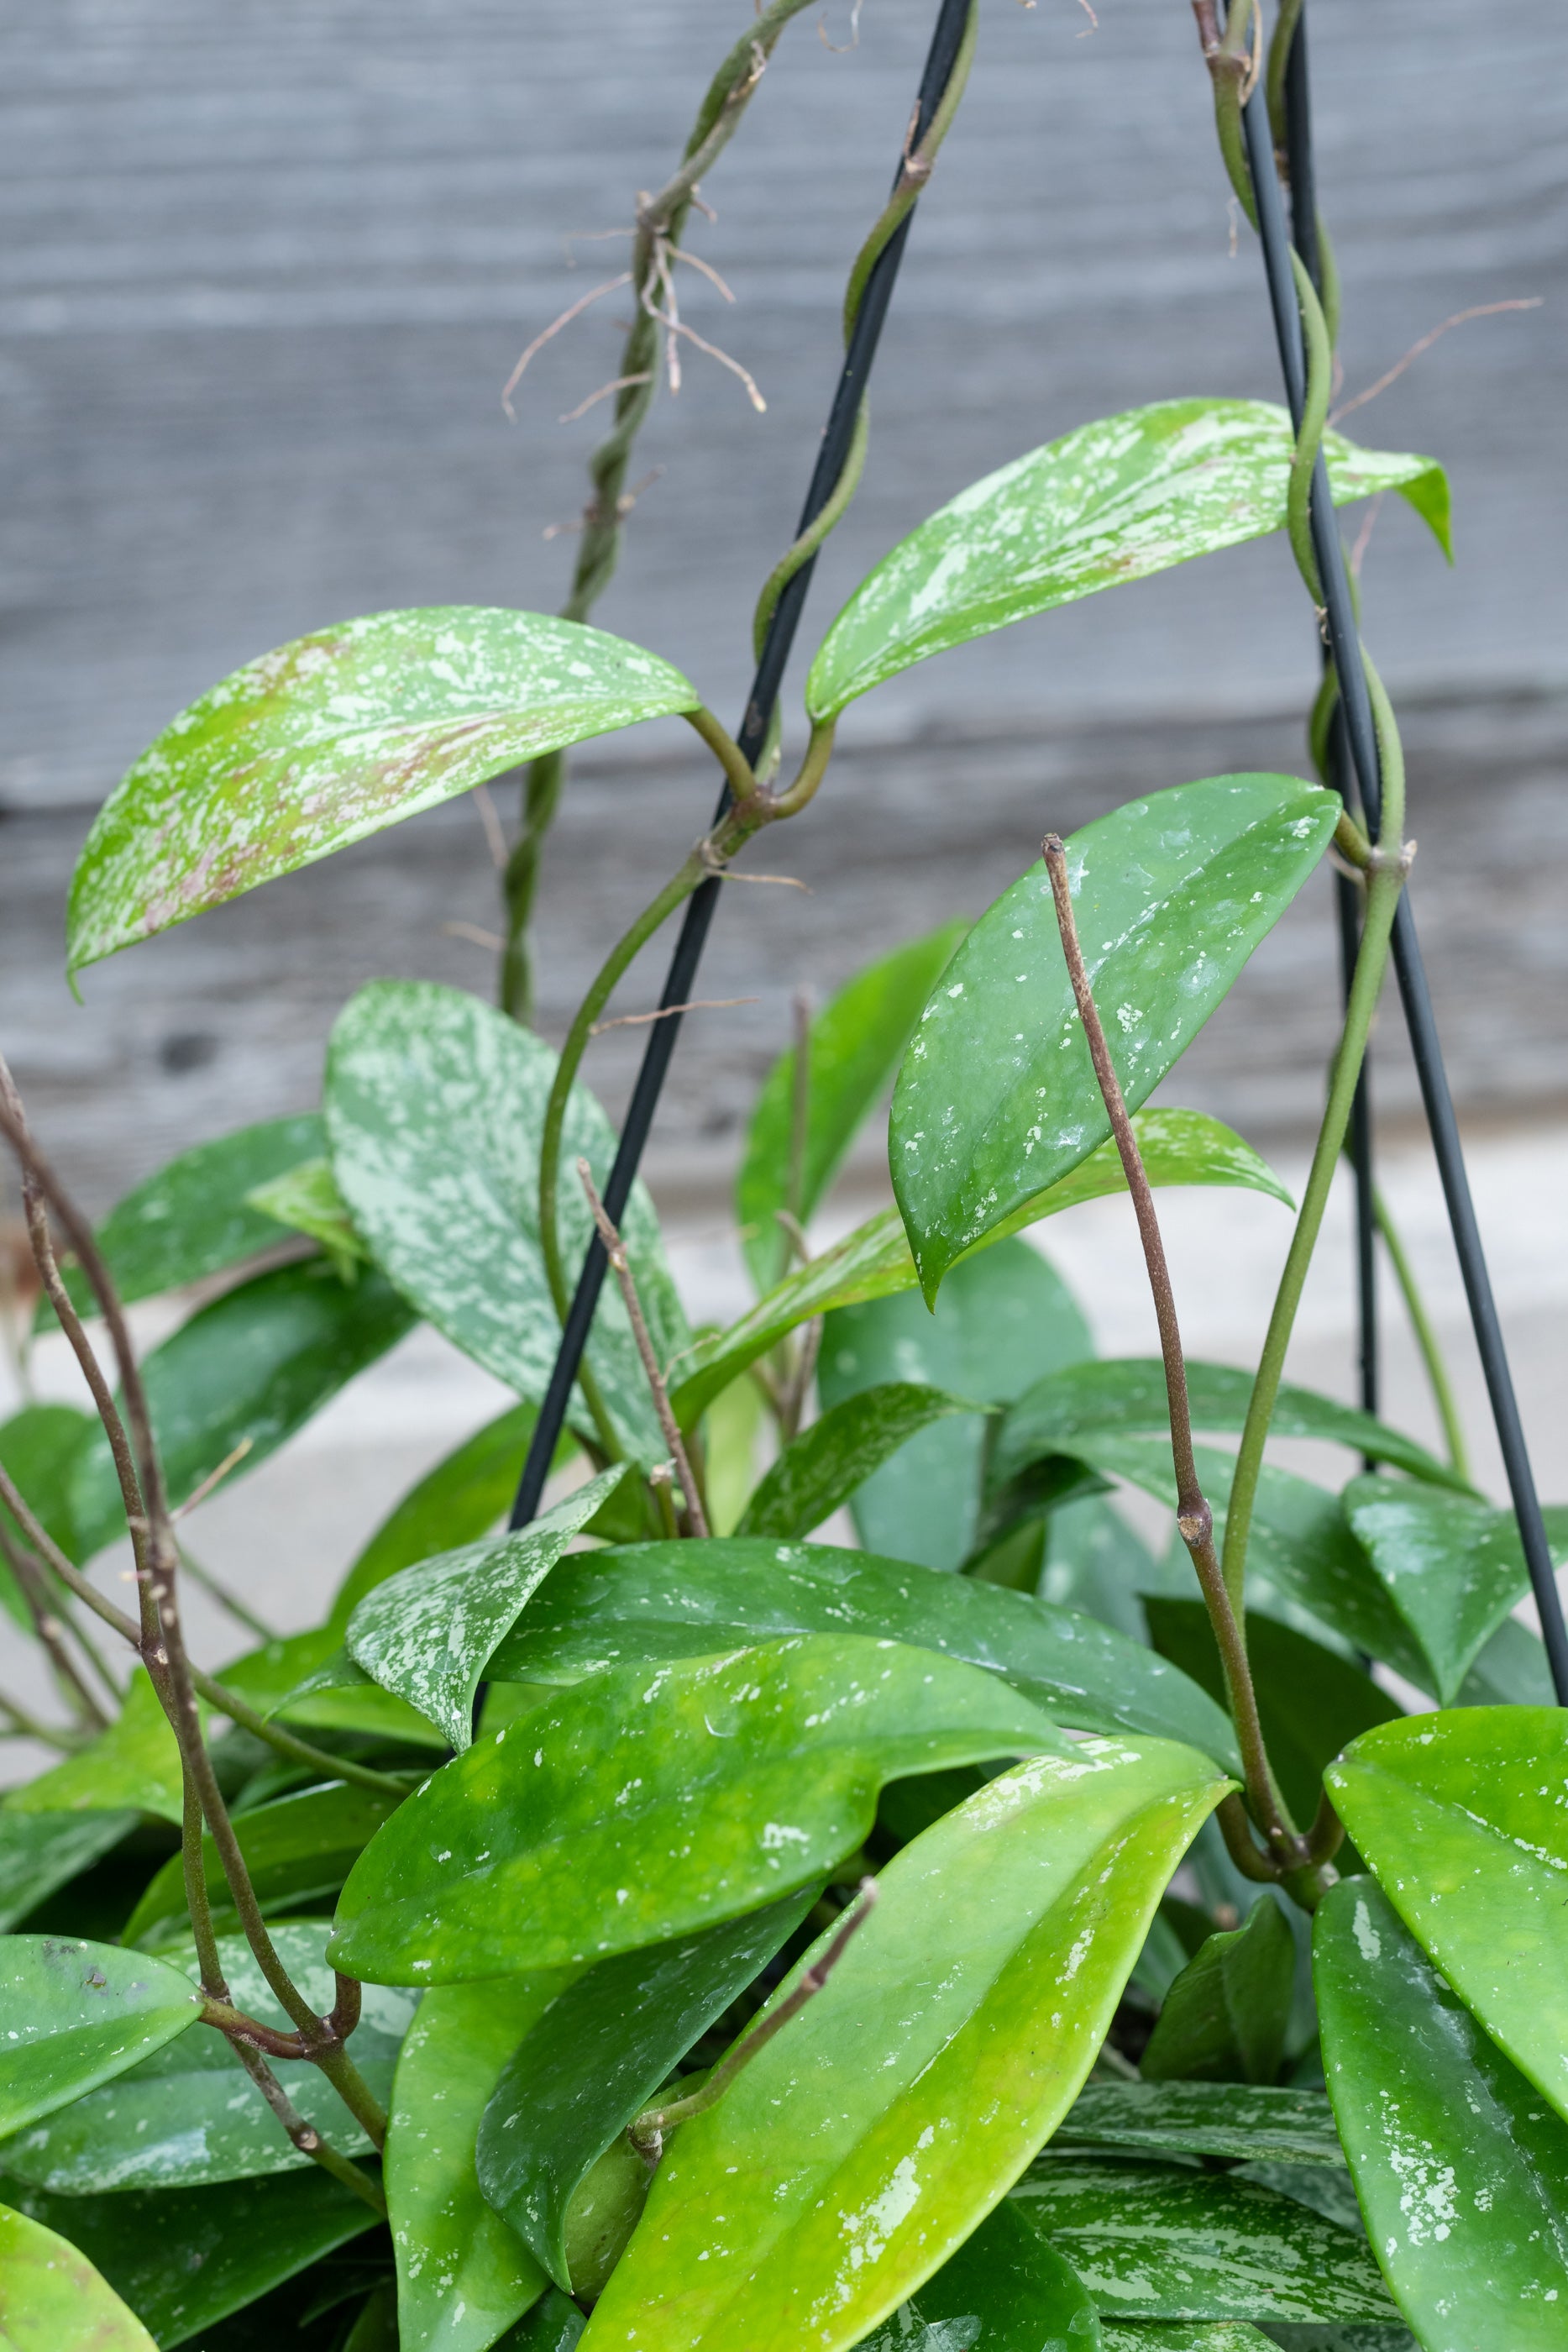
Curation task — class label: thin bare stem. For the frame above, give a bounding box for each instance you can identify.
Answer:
[228,2040,386,2215]
[0,1527,109,1730]
[578,1163,709,1536]
[1329,298,1541,426]
[589,997,757,1037]
[1372,1185,1472,1483]
[175,1543,275,1641]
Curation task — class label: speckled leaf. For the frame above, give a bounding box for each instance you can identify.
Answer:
[737,922,968,1292]
[123,1782,406,1950]
[673,1110,1288,1427]
[0,1938,202,2139]
[330,1635,1067,1985]
[1141,1897,1295,2086]
[582,1737,1228,2352]
[68,1259,417,1562]
[1009,2160,1395,2324]
[892,776,1335,1303]
[7,1672,186,1827]
[805,400,1448,721]
[483,1538,1240,1768]
[818,1240,1093,1575]
[852,2201,1104,2351]
[1056,2083,1342,2168]
[736,1383,984,1541]
[0,1814,139,1937]
[216,1625,448,1750]
[325,981,689,1465]
[0,1926,415,2192]
[1099,2329,1273,2349]
[68,607,700,970]
[345,1467,630,1748]
[1341,1478,1568,1704]
[476,1893,814,2293]
[0,2202,158,2351]
[386,1977,559,2352]
[0,2166,379,2348]
[1326,1709,1568,2129]
[1316,1877,1568,2347]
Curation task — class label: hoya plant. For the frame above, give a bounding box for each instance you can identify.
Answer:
[1,6,1561,2350]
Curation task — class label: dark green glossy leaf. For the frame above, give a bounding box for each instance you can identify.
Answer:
[345,1467,630,1748]
[1143,1603,1400,1835]
[1326,1709,1568,2129]
[244,1157,370,1279]
[0,1812,139,1935]
[587,1736,1228,2352]
[0,1937,202,2138]
[0,1405,96,1580]
[325,982,688,1467]
[501,2287,585,2351]
[386,1977,556,2352]
[123,1782,406,1950]
[1057,2082,1341,2167]
[805,399,1447,722]
[736,1383,984,1541]
[1036,1500,1156,1645]
[993,1362,1466,1499]
[1009,2159,1395,2324]
[217,1627,447,1750]
[1456,1613,1555,1706]
[483,1539,1241,1768]
[0,1926,414,2191]
[891,779,1331,1302]
[476,1893,814,2292]
[69,1260,416,1562]
[0,2201,157,2349]
[331,1635,1067,1984]
[737,922,968,1292]
[672,1111,1290,1428]
[1141,1898,1294,2086]
[852,2201,1103,2351]
[1316,1877,1568,2346]
[1341,1478,1568,1704]
[7,1672,186,1826]
[818,1238,1093,1573]
[69,607,699,970]
[0,2166,378,2347]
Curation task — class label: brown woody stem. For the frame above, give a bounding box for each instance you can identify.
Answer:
[578,1162,709,1536]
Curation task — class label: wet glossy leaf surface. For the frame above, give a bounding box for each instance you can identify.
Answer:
[806,399,1447,720]
[818,1239,1093,1573]
[0,2200,157,2350]
[890,779,1333,1302]
[476,1893,812,2292]
[736,1383,983,1541]
[331,1635,1067,1983]
[674,1107,1286,1427]
[1009,2159,1396,2323]
[0,1812,139,1935]
[8,1672,186,1827]
[852,2199,1104,2351]
[1099,2329,1273,2349]
[585,1737,1227,2352]
[1141,1898,1294,2086]
[0,1926,415,2191]
[1056,2083,1342,2167]
[68,606,698,969]
[484,1539,1240,1767]
[1316,1877,1568,2348]
[345,1468,630,1747]
[326,982,688,1465]
[1326,1709,1568,2126]
[500,2289,586,2351]
[0,1937,202,2139]
[123,1782,406,1949]
[386,1977,557,2352]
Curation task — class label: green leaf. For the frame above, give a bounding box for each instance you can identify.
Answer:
[1315,1877,1568,2346]
[1341,1477,1568,1705]
[68,1261,417,1562]
[0,1926,414,2191]
[1009,2159,1396,2324]
[1056,2082,1342,2167]
[330,1635,1067,1985]
[1326,1709,1568,2130]
[325,981,689,1466]
[244,1157,370,1281]
[0,1812,139,1935]
[1456,1612,1555,1706]
[7,1672,186,1826]
[68,608,700,971]
[583,1736,1228,2352]
[386,1978,557,2352]
[1099,2329,1275,2349]
[0,2167,378,2347]
[993,1362,1467,1499]
[1036,1500,1158,1645]
[1143,1602,1400,1836]
[852,2201,1103,2351]
[500,2289,586,2351]
[818,1237,1092,1573]
[216,1626,448,1750]
[737,922,968,1291]
[1141,1898,1295,2086]
[345,1468,630,1749]
[483,1539,1241,1767]
[476,1893,814,2293]
[122,1782,406,1950]
[0,1938,202,2139]
[0,1406,97,1581]
[735,1383,984,1541]
[672,1110,1288,1428]
[891,777,1335,1304]
[805,399,1448,722]
[0,2201,157,2350]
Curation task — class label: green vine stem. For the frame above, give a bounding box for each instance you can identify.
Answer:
[1372,1184,1473,1483]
